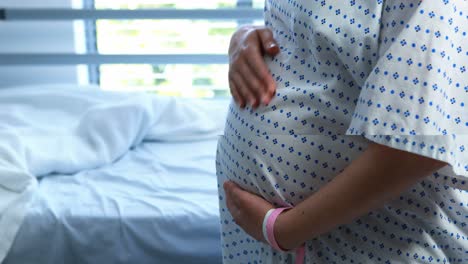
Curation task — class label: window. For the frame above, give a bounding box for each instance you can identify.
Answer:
[89,0,264,98]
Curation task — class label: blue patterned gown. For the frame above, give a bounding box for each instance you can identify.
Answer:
[216,0,468,263]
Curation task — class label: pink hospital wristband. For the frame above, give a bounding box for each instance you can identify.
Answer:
[265,207,290,251]
[262,207,305,264]
[262,209,275,248]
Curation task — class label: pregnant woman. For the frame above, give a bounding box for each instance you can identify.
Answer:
[216,0,467,263]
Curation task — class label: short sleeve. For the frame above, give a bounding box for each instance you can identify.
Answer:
[346,0,468,184]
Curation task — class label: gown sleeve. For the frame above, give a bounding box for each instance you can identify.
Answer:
[346,0,468,183]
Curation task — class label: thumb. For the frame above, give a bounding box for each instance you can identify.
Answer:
[257,28,279,56]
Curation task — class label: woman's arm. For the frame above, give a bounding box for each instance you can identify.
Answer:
[223,142,447,249]
[275,142,447,249]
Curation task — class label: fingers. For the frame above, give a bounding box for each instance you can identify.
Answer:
[224,188,237,218]
[229,69,258,108]
[237,60,265,108]
[224,181,241,222]
[229,57,275,108]
[223,181,240,202]
[229,80,243,108]
[244,51,276,104]
[224,181,244,207]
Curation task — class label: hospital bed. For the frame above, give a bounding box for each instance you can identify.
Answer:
[0,84,229,264]
[0,6,262,264]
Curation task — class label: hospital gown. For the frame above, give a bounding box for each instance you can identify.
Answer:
[216,0,468,263]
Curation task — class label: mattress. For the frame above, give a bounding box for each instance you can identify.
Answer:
[2,87,228,264]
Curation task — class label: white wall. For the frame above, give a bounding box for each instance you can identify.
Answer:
[0,0,89,88]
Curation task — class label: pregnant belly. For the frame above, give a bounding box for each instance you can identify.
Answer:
[217,131,369,206]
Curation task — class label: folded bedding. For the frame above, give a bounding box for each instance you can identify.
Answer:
[0,84,227,263]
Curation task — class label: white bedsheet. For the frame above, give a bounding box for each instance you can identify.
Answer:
[5,139,223,264]
[0,85,227,263]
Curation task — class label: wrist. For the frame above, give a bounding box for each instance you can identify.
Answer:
[274,209,302,250]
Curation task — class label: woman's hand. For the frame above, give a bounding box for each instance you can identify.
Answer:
[223,181,274,243]
[223,181,301,250]
[228,25,280,109]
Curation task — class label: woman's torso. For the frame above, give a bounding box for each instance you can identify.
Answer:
[221,0,385,205]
